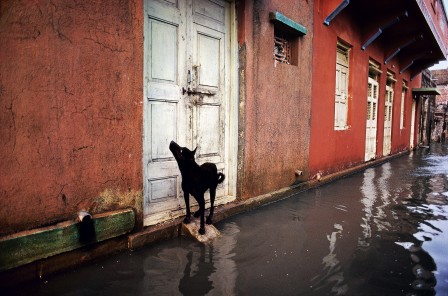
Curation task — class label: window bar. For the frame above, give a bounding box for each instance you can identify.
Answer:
[274,36,291,64]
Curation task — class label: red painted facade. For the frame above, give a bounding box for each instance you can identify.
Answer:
[309,0,447,177]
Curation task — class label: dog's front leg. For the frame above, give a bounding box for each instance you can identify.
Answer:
[183,191,191,224]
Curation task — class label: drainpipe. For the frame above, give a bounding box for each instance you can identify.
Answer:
[77,211,96,243]
[77,211,92,223]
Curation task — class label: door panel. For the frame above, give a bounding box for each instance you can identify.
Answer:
[150,103,177,161]
[193,0,226,32]
[197,33,220,87]
[197,105,221,157]
[194,0,225,23]
[149,177,177,201]
[150,20,177,82]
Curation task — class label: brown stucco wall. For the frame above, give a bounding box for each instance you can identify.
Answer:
[238,0,314,198]
[0,0,143,235]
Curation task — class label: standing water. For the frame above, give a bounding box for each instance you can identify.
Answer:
[6,145,448,295]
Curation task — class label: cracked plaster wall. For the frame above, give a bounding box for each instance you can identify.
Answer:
[0,0,143,235]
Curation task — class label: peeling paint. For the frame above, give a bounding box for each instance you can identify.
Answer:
[91,189,143,221]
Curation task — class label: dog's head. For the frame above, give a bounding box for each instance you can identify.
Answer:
[169,140,197,168]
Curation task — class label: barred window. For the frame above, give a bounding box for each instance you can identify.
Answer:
[273,27,299,66]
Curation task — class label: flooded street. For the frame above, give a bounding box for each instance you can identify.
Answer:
[7,144,448,296]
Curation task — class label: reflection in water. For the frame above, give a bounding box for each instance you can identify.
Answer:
[357,148,447,293]
[141,246,189,295]
[375,163,392,231]
[409,148,448,295]
[140,222,239,296]
[208,223,239,295]
[359,168,377,247]
[179,248,215,295]
[6,145,448,296]
[319,223,347,295]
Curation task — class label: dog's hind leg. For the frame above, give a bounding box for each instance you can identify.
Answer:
[206,187,216,225]
[197,194,206,235]
[183,191,191,224]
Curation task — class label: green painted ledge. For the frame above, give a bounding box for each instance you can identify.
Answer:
[269,11,307,35]
[412,87,441,95]
[0,209,135,272]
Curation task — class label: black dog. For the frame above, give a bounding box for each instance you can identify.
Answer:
[169,141,225,235]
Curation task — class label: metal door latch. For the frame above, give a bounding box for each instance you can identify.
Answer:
[182,87,216,96]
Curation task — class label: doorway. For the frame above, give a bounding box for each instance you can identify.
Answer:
[410,99,416,148]
[383,71,395,156]
[143,0,237,225]
[365,61,380,161]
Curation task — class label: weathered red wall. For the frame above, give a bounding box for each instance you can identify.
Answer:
[238,0,314,198]
[422,0,448,46]
[0,0,143,235]
[309,1,422,177]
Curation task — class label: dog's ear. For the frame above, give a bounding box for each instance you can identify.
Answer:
[193,147,197,155]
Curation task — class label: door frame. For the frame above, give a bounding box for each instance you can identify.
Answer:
[142,0,239,226]
[365,60,381,162]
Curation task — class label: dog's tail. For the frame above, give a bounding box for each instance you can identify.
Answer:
[217,173,225,184]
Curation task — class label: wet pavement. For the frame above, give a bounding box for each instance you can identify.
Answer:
[6,144,448,295]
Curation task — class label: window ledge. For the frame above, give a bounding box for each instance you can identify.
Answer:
[269,12,307,36]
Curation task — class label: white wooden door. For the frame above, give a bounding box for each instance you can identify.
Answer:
[383,85,394,155]
[335,47,349,130]
[410,99,416,149]
[144,0,231,225]
[365,77,378,161]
